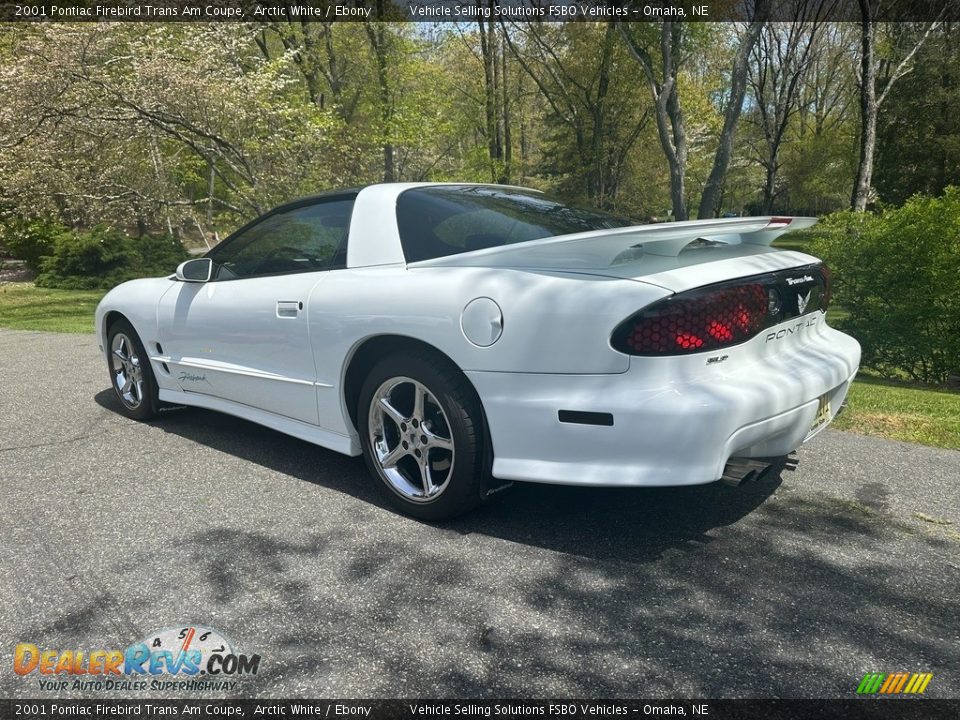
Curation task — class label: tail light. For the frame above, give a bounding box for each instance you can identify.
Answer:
[611,264,831,356]
[820,264,832,311]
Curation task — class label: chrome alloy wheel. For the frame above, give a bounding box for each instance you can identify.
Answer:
[367,376,455,503]
[110,332,144,409]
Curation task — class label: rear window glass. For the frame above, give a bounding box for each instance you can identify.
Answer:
[396,185,635,263]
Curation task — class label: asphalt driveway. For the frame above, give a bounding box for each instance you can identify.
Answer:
[1,329,958,699]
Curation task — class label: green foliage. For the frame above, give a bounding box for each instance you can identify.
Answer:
[776,129,858,216]
[810,189,960,384]
[0,217,70,272]
[875,23,960,205]
[35,227,188,290]
[517,23,654,214]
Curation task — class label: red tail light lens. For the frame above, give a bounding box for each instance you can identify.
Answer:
[613,282,769,355]
[611,264,830,356]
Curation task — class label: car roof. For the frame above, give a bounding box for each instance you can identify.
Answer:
[276,182,544,214]
[269,187,365,215]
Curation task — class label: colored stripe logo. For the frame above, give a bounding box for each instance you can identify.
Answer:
[857,672,933,694]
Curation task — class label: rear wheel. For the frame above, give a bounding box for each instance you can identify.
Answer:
[107,318,159,421]
[358,352,487,520]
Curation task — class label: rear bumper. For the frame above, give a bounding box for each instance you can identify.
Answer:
[467,315,860,487]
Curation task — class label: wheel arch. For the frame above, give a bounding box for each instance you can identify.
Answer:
[341,334,490,445]
[101,310,129,351]
[103,309,127,333]
[100,310,155,370]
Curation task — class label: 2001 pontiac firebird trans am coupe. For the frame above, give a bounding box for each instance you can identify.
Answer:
[96,183,860,519]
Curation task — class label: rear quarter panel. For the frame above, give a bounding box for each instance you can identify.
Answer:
[307,265,672,434]
[309,265,670,377]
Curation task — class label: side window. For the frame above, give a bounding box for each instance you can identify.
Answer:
[210,199,354,280]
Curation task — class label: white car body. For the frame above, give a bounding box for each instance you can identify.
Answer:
[96,183,860,496]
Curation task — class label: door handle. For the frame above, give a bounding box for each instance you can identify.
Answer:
[276,300,302,318]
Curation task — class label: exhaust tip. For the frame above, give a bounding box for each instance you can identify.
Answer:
[719,469,756,488]
[719,459,773,488]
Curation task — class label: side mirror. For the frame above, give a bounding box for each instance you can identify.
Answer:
[176,258,213,283]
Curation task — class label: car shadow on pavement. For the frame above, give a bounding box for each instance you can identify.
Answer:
[95,389,786,564]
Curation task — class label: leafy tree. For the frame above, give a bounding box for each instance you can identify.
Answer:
[505,22,650,211]
[746,6,830,213]
[874,22,960,205]
[811,189,960,384]
[697,3,769,218]
[618,21,691,219]
[851,9,942,211]
[0,17,955,254]
[620,8,767,220]
[771,22,859,215]
[0,24,355,239]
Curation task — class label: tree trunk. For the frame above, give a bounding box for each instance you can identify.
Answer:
[851,7,940,210]
[500,34,512,184]
[852,12,876,212]
[619,22,688,220]
[479,17,501,183]
[761,155,778,214]
[666,147,687,221]
[663,24,688,220]
[492,22,503,166]
[364,8,395,182]
[588,24,616,206]
[383,143,395,183]
[698,12,766,219]
[207,161,215,226]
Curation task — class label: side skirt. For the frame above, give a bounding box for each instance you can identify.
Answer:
[157,388,362,457]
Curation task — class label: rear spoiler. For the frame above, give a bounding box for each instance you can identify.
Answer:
[411,216,818,268]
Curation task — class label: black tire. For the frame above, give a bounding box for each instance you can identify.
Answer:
[106,318,160,421]
[358,351,488,521]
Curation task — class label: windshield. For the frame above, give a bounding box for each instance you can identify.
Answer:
[396,185,636,263]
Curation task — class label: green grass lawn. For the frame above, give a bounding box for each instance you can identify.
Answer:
[1,281,957,450]
[833,376,960,450]
[0,282,104,333]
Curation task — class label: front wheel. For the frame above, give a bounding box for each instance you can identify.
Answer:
[358,352,487,521]
[107,318,160,421]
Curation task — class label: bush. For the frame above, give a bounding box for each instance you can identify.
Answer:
[35,227,189,290]
[810,189,960,385]
[0,217,70,272]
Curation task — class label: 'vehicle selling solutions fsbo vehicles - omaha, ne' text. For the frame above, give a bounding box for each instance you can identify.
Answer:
[95,183,861,519]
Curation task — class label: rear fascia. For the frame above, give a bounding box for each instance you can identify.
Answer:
[468,314,861,487]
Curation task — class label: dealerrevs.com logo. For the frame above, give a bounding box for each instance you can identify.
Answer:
[13,625,261,692]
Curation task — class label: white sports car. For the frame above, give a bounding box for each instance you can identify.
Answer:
[96,183,860,519]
